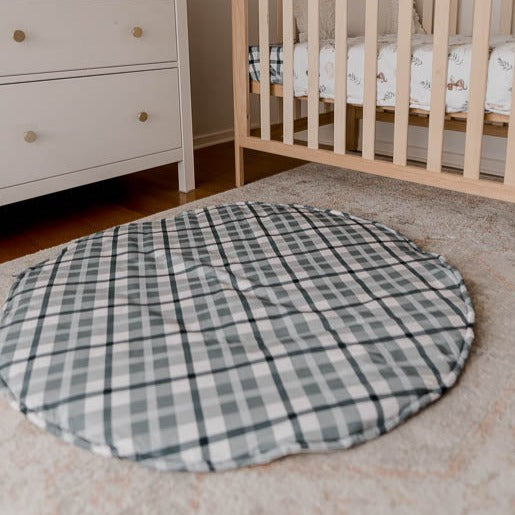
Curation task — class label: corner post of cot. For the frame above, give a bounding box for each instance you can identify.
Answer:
[232,0,250,187]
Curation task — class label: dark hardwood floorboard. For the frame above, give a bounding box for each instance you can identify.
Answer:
[0,142,304,263]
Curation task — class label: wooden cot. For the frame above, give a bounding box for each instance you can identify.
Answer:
[232,0,515,203]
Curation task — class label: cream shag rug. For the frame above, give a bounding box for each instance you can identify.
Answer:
[0,164,514,515]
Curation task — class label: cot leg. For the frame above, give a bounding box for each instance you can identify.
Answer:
[235,143,245,187]
[346,105,361,152]
[232,0,249,188]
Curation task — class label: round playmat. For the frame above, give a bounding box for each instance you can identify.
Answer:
[0,203,474,471]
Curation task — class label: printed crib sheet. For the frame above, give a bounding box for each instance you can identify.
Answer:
[249,35,515,115]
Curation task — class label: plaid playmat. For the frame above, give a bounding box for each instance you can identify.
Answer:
[0,203,474,472]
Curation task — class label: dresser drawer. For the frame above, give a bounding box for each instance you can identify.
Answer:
[0,0,177,78]
[0,69,182,189]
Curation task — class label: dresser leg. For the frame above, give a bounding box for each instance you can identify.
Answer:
[175,0,195,194]
[178,158,195,193]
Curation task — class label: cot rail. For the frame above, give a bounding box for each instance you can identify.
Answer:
[307,0,320,149]
[393,0,413,166]
[232,0,515,203]
[333,0,348,154]
[427,0,451,172]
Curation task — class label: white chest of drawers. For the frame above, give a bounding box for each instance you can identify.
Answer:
[0,0,195,206]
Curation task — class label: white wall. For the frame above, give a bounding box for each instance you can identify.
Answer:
[187,1,512,174]
[186,0,235,147]
[187,0,271,147]
[416,0,515,35]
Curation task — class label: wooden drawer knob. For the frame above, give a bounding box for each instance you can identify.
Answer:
[132,26,143,38]
[24,131,37,143]
[138,112,149,122]
[13,30,26,43]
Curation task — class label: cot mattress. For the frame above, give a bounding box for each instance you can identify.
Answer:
[249,34,515,115]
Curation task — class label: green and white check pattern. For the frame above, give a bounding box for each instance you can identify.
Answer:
[0,203,474,472]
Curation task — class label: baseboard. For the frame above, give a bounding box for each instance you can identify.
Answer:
[317,125,505,177]
[193,120,271,150]
[375,140,505,177]
[194,129,234,150]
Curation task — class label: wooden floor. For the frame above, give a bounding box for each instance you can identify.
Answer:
[0,142,304,264]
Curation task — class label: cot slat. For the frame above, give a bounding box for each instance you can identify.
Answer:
[463,0,493,180]
[276,0,283,41]
[505,69,515,185]
[499,0,513,35]
[427,0,451,172]
[422,0,434,34]
[283,0,294,145]
[334,0,348,154]
[308,0,320,149]
[363,0,379,161]
[449,0,459,35]
[393,0,413,166]
[259,0,271,141]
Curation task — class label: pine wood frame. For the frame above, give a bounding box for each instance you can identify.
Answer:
[232,0,515,203]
